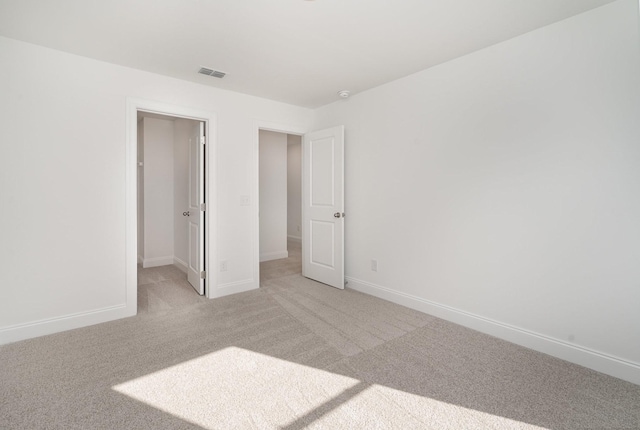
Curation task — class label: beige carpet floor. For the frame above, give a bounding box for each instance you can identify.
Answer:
[137,264,208,315]
[1,241,639,429]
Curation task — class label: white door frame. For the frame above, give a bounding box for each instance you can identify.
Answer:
[253,121,307,286]
[126,98,217,308]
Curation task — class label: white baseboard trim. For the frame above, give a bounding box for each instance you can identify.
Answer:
[173,257,188,273]
[0,303,135,345]
[214,279,258,298]
[142,256,174,268]
[260,251,289,262]
[287,235,302,243]
[345,276,640,386]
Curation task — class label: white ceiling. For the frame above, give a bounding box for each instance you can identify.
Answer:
[0,0,616,108]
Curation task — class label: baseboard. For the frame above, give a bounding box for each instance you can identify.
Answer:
[142,256,174,268]
[260,250,289,262]
[213,279,258,298]
[0,303,136,345]
[173,257,188,273]
[345,276,640,386]
[287,235,302,243]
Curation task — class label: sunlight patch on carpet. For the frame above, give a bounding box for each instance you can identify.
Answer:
[113,347,548,429]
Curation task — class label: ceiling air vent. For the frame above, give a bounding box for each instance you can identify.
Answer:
[198,67,226,78]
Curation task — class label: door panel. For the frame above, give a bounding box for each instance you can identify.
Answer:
[310,220,335,267]
[303,126,344,289]
[187,122,205,295]
[310,137,335,206]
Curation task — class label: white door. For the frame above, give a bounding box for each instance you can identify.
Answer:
[187,122,205,295]
[302,125,345,289]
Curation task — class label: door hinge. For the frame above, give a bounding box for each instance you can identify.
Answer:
[200,270,206,279]
[200,203,206,211]
[200,136,206,145]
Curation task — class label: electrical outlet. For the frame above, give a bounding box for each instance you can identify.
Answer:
[371,259,378,272]
[220,260,228,272]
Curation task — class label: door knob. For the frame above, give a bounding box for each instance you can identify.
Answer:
[334,212,341,218]
[183,211,190,216]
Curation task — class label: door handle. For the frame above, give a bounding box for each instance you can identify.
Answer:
[183,211,190,217]
[334,212,344,218]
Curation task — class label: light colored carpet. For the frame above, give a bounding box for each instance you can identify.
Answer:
[1,243,639,429]
[260,240,303,283]
[137,264,207,315]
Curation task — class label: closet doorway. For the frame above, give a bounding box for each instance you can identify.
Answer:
[136,111,206,312]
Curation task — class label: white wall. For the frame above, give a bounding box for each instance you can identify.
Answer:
[173,118,196,270]
[259,130,288,261]
[142,117,175,267]
[287,135,302,241]
[0,35,311,343]
[313,0,640,384]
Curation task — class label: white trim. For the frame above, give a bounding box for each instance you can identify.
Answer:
[253,120,308,289]
[0,305,130,345]
[173,256,188,273]
[345,276,640,386]
[287,235,302,243]
[215,279,257,297]
[126,100,139,318]
[142,256,174,268]
[260,251,289,262]
[127,98,218,305]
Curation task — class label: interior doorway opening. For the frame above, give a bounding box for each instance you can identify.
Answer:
[136,111,207,313]
[258,130,303,283]
[254,123,345,290]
